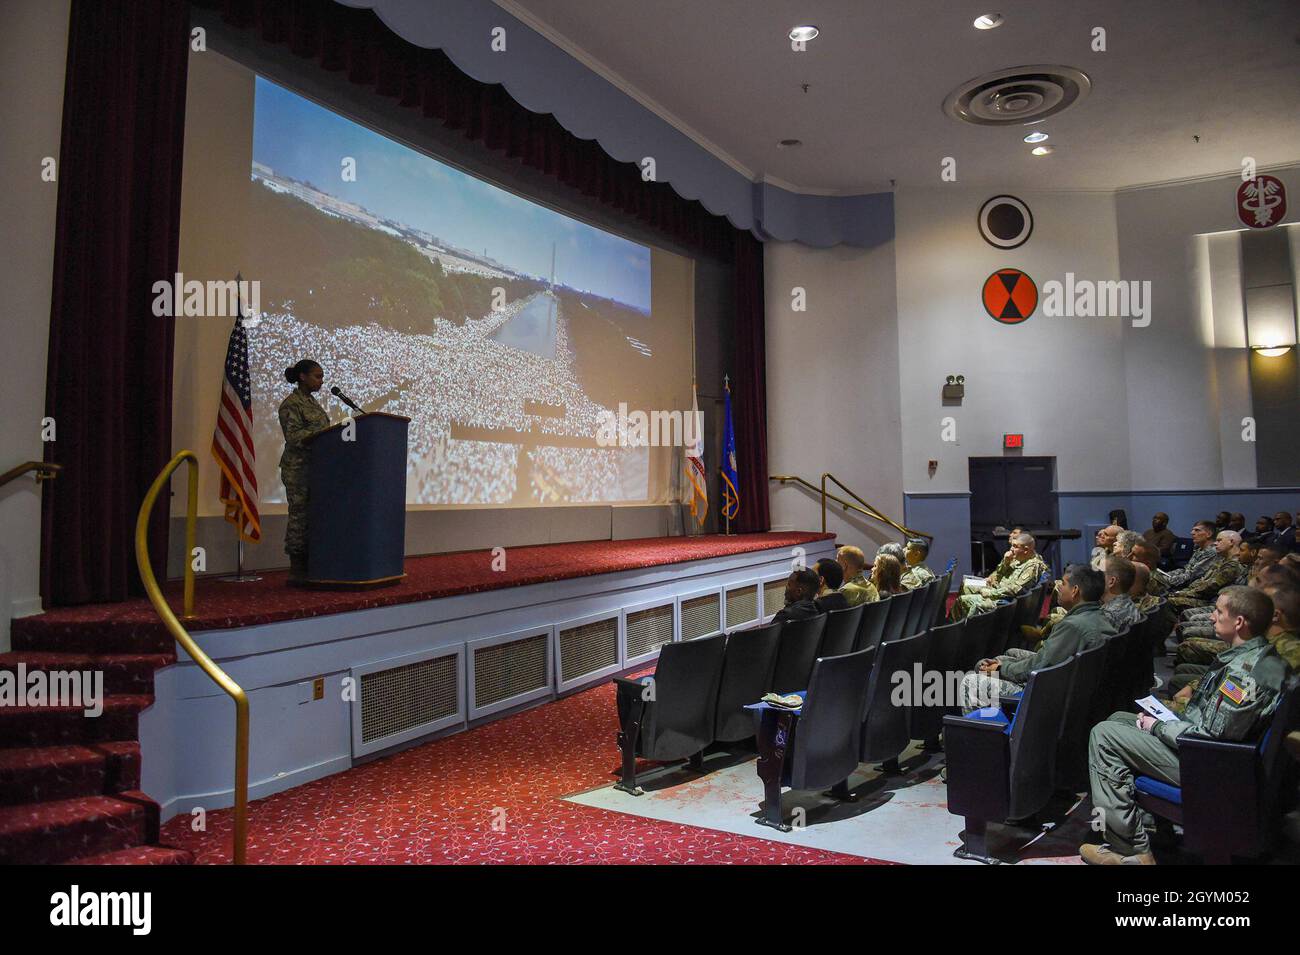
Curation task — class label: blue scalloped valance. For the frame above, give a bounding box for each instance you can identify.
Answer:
[335,0,892,247]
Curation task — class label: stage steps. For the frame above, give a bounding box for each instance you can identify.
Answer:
[0,622,189,865]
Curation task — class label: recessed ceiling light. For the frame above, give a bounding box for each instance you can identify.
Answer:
[789,25,819,42]
[973,13,1004,30]
[1253,345,1293,357]
[1024,131,1049,144]
[1031,145,1054,156]
[777,139,803,149]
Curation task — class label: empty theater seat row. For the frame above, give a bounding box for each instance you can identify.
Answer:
[612,572,951,795]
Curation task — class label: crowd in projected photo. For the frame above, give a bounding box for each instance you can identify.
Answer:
[244,77,680,507]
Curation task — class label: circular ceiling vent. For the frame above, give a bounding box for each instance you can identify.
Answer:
[943,65,1091,126]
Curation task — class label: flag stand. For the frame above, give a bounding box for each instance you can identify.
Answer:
[218,538,262,582]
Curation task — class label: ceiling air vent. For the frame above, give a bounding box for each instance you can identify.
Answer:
[943,65,1091,126]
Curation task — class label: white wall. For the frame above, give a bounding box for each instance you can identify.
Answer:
[1116,166,1300,489]
[764,239,905,554]
[0,0,70,651]
[894,187,1129,494]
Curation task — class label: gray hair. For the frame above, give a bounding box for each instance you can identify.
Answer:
[876,542,906,562]
[1114,529,1142,556]
[1011,532,1036,548]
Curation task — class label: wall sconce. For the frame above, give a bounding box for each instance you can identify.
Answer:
[942,375,966,400]
[1245,284,1297,358]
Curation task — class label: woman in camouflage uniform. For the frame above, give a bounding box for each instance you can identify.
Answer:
[279,359,330,582]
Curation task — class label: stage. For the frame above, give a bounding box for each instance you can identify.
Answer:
[5,531,835,831]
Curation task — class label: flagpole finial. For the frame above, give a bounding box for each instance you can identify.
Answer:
[723,374,730,392]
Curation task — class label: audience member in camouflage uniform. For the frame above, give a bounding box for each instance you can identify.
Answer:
[952,532,1046,620]
[1169,572,1300,699]
[279,359,331,582]
[1165,531,1243,612]
[959,565,1114,711]
[1155,520,1217,589]
[1082,586,1289,864]
[836,545,879,606]
[1100,556,1143,632]
[900,537,936,591]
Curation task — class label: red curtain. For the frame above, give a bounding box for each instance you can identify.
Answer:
[731,231,770,533]
[41,0,192,606]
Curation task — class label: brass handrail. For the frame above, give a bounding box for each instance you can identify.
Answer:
[134,451,249,865]
[1,461,61,488]
[770,472,932,542]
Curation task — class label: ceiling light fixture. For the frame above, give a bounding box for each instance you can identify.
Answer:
[1024,131,1049,144]
[777,139,803,149]
[789,25,819,42]
[1031,145,1054,156]
[973,13,1004,30]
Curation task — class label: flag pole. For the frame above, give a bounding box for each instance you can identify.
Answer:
[217,272,262,582]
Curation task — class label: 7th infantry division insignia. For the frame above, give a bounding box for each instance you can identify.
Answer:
[982,268,1038,324]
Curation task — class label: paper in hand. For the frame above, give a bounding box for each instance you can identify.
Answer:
[1135,695,1179,723]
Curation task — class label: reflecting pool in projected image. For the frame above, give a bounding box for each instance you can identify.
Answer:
[490,292,559,358]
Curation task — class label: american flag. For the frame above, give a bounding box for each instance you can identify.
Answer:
[210,299,261,542]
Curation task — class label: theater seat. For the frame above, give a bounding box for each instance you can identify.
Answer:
[712,623,781,744]
[820,604,865,658]
[853,597,892,653]
[943,655,1076,863]
[879,589,916,646]
[752,647,876,831]
[908,618,967,745]
[770,614,827,693]
[860,630,929,770]
[903,580,933,637]
[612,635,726,795]
[1054,639,1110,791]
[1135,680,1300,864]
[925,568,955,631]
[982,600,1018,659]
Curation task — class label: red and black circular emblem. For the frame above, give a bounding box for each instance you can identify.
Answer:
[982,268,1038,324]
[1236,174,1287,229]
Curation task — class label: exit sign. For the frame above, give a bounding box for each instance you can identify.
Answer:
[1003,433,1024,449]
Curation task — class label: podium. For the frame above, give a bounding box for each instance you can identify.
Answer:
[304,412,410,587]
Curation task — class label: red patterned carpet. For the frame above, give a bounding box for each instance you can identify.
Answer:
[15,532,833,640]
[158,672,881,865]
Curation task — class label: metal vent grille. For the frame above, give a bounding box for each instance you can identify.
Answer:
[681,593,721,640]
[726,584,759,629]
[559,617,619,683]
[764,578,787,617]
[473,632,548,709]
[626,604,674,658]
[360,653,459,745]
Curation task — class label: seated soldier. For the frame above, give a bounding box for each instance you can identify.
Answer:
[1162,531,1244,629]
[1113,529,1142,560]
[959,564,1114,711]
[1100,556,1142,632]
[1143,512,1177,559]
[1171,564,1300,682]
[1169,579,1300,705]
[1081,586,1289,864]
[812,557,849,612]
[1091,524,1122,570]
[951,532,1047,621]
[872,553,907,598]
[1155,520,1217,589]
[900,537,936,590]
[836,545,879,606]
[1024,555,1140,642]
[981,527,1025,585]
[1173,538,1259,638]
[1133,540,1164,600]
[1130,561,1160,615]
[771,568,823,624]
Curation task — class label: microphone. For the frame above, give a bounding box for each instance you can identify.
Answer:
[330,385,365,414]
